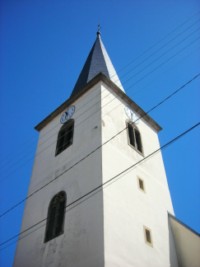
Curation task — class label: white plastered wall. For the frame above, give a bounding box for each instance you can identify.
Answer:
[14,83,105,267]
[14,80,179,267]
[100,82,179,267]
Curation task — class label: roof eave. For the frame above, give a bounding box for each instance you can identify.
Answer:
[35,73,162,132]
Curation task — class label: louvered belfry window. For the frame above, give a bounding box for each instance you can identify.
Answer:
[55,119,74,156]
[127,123,143,154]
[44,191,66,243]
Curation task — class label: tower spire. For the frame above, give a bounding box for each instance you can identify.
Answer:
[71,31,125,97]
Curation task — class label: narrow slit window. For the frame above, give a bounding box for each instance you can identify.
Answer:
[144,227,153,246]
[138,178,145,191]
[56,119,74,156]
[44,191,66,243]
[127,122,143,154]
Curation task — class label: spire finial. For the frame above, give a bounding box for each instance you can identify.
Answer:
[97,24,101,37]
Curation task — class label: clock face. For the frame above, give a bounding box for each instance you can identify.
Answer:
[124,107,132,119]
[60,105,75,124]
[124,106,139,124]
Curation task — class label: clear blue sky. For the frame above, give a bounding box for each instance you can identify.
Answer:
[0,1,200,266]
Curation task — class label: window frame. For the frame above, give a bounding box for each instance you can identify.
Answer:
[143,226,153,247]
[138,177,145,192]
[55,119,74,156]
[127,121,143,155]
[44,191,66,243]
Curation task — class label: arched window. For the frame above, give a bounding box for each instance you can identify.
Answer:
[127,122,143,154]
[44,191,66,243]
[55,119,74,156]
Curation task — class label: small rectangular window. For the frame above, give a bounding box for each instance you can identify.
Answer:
[138,177,145,191]
[144,227,153,246]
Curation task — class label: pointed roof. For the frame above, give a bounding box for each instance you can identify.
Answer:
[71,32,125,97]
[35,32,161,133]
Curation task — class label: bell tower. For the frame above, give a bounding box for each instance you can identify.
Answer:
[14,32,179,267]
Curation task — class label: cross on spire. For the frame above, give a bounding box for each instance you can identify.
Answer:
[97,24,101,36]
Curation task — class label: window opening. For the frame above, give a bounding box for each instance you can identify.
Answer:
[56,119,74,155]
[138,177,145,191]
[44,191,66,242]
[127,122,143,154]
[144,227,153,246]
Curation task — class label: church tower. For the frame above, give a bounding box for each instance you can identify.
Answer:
[14,31,179,267]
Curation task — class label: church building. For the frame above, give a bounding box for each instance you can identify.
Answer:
[14,30,200,267]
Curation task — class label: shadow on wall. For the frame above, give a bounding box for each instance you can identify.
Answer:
[168,216,180,267]
[168,213,200,267]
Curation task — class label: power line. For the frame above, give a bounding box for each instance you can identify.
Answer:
[1,30,199,179]
[0,37,198,184]
[114,20,200,82]
[0,73,199,219]
[125,37,200,91]
[1,18,197,176]
[122,29,200,86]
[0,13,199,170]
[0,121,199,250]
[126,41,200,98]
[116,11,200,75]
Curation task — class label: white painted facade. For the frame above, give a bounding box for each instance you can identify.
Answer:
[14,83,104,267]
[100,82,179,267]
[14,79,179,267]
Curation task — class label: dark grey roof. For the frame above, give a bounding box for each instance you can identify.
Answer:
[71,33,125,97]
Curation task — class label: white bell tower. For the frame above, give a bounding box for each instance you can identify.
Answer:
[14,31,180,267]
